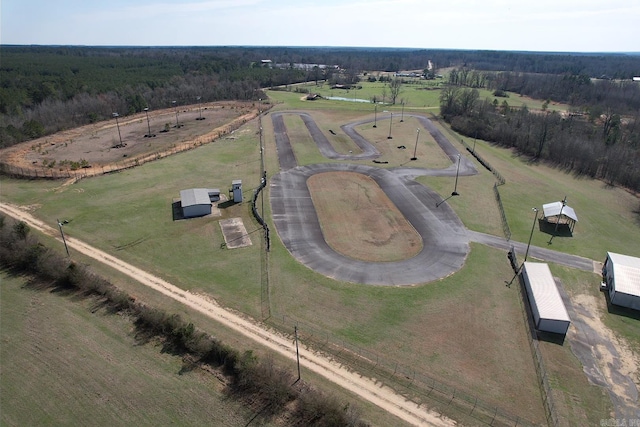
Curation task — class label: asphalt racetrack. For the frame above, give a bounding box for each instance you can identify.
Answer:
[269,111,477,286]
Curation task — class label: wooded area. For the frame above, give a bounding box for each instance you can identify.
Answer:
[1,45,639,193]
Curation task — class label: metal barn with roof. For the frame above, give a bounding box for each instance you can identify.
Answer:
[180,188,220,218]
[542,201,578,233]
[522,262,571,335]
[602,252,640,310]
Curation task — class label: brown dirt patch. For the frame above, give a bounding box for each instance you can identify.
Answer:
[307,171,422,262]
[0,101,259,177]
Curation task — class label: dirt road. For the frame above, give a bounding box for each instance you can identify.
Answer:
[0,202,454,427]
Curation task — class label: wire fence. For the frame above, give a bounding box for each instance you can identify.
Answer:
[267,313,539,427]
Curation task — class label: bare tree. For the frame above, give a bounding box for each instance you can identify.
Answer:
[389,78,402,105]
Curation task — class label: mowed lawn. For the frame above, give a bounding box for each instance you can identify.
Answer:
[0,271,255,427]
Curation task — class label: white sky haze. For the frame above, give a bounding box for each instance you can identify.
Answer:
[2,0,639,52]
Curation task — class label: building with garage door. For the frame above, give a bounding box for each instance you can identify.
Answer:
[602,252,640,311]
[522,262,571,335]
[180,188,220,218]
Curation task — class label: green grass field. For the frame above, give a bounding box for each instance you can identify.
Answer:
[1,82,637,426]
[0,271,257,427]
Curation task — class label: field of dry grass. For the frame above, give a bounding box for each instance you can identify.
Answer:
[308,171,422,262]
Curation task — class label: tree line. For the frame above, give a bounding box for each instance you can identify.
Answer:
[0,215,368,427]
[2,45,639,149]
[439,86,640,192]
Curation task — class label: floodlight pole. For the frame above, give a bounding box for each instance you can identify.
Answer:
[548,196,567,244]
[143,107,152,137]
[524,208,538,262]
[57,218,70,258]
[172,101,180,128]
[196,96,204,120]
[112,112,123,146]
[452,154,461,196]
[400,101,405,122]
[387,113,393,139]
[373,104,377,128]
[411,128,419,160]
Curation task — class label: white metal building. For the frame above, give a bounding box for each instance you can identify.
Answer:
[542,201,578,233]
[522,262,571,335]
[180,188,219,218]
[602,252,640,310]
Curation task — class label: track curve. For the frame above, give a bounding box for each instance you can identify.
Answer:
[269,111,476,286]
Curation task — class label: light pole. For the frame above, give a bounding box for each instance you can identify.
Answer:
[411,128,419,160]
[452,153,461,196]
[57,218,70,258]
[143,107,154,137]
[112,112,123,146]
[196,96,204,120]
[373,104,377,128]
[172,101,180,128]
[548,196,567,244]
[400,100,405,122]
[524,208,538,262]
[387,112,393,139]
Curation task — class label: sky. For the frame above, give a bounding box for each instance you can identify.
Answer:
[2,0,639,53]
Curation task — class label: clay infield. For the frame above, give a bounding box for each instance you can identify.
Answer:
[269,111,478,286]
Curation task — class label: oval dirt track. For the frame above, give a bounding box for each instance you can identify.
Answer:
[270,111,475,286]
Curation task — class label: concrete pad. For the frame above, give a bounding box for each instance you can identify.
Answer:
[219,217,252,249]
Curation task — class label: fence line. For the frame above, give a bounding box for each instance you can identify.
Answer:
[268,313,538,427]
[0,110,259,182]
[493,182,512,241]
[512,271,560,427]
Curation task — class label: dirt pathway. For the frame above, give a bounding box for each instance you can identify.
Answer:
[0,202,454,427]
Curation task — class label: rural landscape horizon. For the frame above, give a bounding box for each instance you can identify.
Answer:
[1,1,639,426]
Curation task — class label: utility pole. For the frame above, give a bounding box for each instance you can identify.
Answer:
[57,219,70,258]
[411,128,419,160]
[452,154,461,196]
[373,104,377,128]
[294,325,301,382]
[548,196,567,244]
[387,113,393,139]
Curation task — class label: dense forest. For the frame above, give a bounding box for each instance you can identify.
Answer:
[1,45,639,192]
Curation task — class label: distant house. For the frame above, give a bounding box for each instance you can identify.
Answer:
[260,59,273,67]
[180,188,220,218]
[633,77,640,82]
[602,252,640,310]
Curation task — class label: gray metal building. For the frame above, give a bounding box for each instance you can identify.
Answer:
[522,262,571,335]
[603,252,640,310]
[180,188,220,218]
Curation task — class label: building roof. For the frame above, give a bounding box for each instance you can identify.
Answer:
[180,188,213,207]
[542,201,578,222]
[523,262,571,322]
[608,252,640,297]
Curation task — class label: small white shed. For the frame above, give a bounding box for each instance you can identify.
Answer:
[522,262,571,335]
[602,252,640,310]
[542,201,578,233]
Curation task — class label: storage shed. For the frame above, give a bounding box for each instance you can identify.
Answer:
[522,262,571,335]
[180,188,219,218]
[602,252,640,310]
